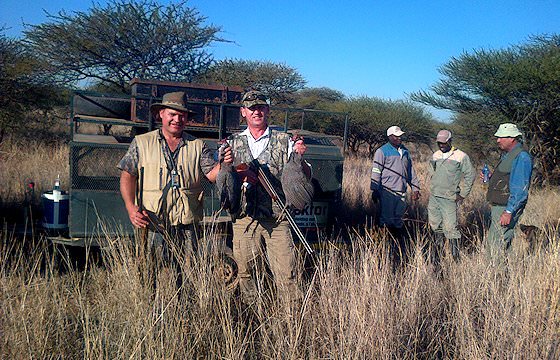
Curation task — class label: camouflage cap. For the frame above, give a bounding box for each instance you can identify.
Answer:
[241,90,269,108]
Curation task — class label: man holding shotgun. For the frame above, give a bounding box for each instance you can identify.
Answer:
[226,90,312,303]
[118,92,231,265]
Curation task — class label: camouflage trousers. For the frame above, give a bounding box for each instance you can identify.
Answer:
[139,224,199,291]
[232,216,298,304]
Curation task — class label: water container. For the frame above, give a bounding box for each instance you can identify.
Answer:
[42,186,69,230]
[482,164,490,183]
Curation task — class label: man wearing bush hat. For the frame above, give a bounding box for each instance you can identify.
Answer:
[371,125,421,267]
[118,91,231,269]
[427,129,475,265]
[485,123,532,262]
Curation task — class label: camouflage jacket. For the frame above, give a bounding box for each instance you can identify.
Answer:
[229,129,291,220]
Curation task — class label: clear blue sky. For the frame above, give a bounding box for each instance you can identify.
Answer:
[1,0,559,121]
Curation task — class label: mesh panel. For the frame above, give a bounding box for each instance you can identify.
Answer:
[70,143,128,191]
[309,160,343,193]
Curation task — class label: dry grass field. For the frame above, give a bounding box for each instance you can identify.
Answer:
[1,136,559,359]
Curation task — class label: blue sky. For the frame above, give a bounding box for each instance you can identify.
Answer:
[1,0,559,121]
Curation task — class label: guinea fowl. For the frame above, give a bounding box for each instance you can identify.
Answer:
[281,151,314,210]
[215,145,241,215]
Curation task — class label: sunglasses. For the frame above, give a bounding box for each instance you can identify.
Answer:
[243,93,268,102]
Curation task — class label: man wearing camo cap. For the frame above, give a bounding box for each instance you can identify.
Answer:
[227,90,311,304]
[484,123,532,262]
[427,129,475,266]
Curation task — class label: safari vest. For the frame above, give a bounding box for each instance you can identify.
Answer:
[136,130,204,226]
[486,145,524,206]
[230,130,290,220]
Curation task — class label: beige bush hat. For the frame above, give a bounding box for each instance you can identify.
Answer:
[150,91,195,114]
[387,125,405,137]
[494,123,522,138]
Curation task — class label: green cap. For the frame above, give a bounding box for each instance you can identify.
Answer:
[241,90,269,108]
[494,123,522,138]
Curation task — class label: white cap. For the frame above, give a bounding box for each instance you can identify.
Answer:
[387,125,405,137]
[436,129,452,143]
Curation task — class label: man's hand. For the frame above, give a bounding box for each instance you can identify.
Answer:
[127,205,150,228]
[219,143,233,164]
[293,139,307,155]
[371,190,380,204]
[479,170,492,182]
[456,194,464,203]
[236,164,258,185]
[412,191,420,201]
[500,211,512,226]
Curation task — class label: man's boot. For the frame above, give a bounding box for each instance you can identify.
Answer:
[432,232,445,275]
[388,227,407,270]
[450,237,461,262]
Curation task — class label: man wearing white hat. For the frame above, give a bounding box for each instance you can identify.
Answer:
[485,123,532,261]
[427,129,475,265]
[371,125,420,267]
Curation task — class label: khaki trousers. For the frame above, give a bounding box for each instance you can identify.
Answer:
[428,195,461,260]
[232,216,297,303]
[486,205,524,263]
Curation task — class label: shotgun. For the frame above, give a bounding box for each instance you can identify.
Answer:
[137,167,149,243]
[250,160,314,255]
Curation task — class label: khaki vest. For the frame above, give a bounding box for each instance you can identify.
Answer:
[486,145,524,206]
[136,130,204,226]
[230,130,290,219]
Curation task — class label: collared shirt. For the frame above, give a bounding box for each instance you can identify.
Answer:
[117,130,216,176]
[505,143,533,213]
[429,146,475,200]
[237,127,295,159]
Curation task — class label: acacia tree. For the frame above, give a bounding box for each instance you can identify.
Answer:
[327,96,434,156]
[411,34,560,183]
[294,87,346,109]
[23,0,226,91]
[197,59,306,104]
[0,32,64,142]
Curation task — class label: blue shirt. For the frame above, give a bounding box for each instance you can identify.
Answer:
[506,144,533,213]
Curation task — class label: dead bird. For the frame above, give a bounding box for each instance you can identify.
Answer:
[216,143,241,215]
[281,151,314,211]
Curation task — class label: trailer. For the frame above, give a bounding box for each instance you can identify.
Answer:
[50,79,348,286]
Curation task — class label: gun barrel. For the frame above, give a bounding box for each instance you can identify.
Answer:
[138,166,144,211]
[255,166,314,255]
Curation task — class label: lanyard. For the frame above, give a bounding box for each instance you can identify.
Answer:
[159,130,182,189]
[159,130,180,172]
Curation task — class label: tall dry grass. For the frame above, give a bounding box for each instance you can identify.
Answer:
[2,225,559,358]
[0,137,69,209]
[1,138,559,358]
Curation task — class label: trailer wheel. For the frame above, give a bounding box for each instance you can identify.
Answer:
[213,253,238,292]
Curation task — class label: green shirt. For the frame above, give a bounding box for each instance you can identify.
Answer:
[428,147,475,200]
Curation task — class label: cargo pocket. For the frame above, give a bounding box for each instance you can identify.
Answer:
[179,188,203,224]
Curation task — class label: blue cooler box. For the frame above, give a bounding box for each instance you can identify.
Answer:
[42,190,69,229]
